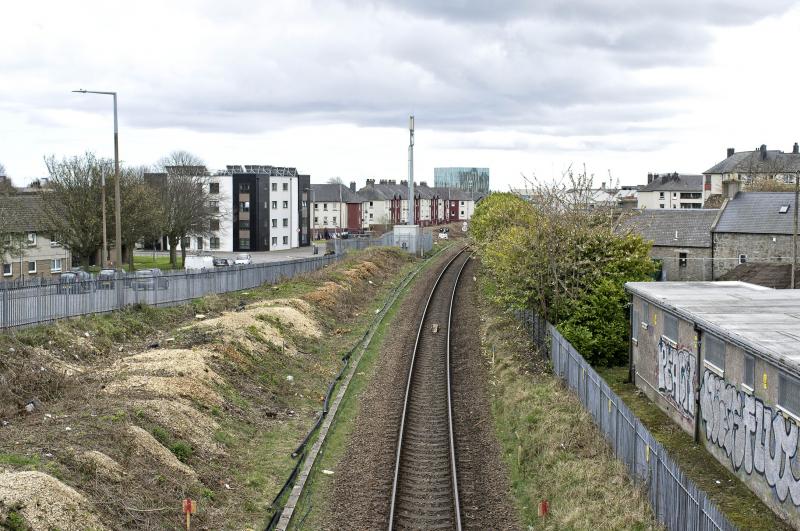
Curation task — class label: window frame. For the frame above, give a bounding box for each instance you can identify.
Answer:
[2,263,12,277]
[271,236,277,245]
[742,353,755,392]
[209,182,220,194]
[271,182,277,191]
[26,232,37,246]
[283,200,289,209]
[50,258,62,273]
[778,373,800,421]
[271,218,277,228]
[678,252,688,268]
[28,261,37,274]
[282,235,288,245]
[282,182,288,191]
[704,334,726,374]
[663,312,679,343]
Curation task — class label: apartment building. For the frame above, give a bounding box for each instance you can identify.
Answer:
[310,183,365,238]
[637,173,704,209]
[1,194,71,280]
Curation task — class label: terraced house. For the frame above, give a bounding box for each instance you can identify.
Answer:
[0,194,71,280]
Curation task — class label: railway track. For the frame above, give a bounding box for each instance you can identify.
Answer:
[388,248,470,530]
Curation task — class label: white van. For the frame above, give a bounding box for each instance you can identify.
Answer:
[184,255,215,270]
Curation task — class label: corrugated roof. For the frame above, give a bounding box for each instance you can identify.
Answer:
[713,192,798,235]
[619,209,718,248]
[704,149,800,174]
[639,174,703,192]
[0,194,54,233]
[625,281,800,379]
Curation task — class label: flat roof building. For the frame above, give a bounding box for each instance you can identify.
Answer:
[625,281,800,525]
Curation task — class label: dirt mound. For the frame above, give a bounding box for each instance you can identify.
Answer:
[0,470,107,530]
[342,260,380,281]
[304,281,348,310]
[78,450,125,482]
[252,302,322,338]
[102,349,224,407]
[190,306,288,353]
[132,399,224,456]
[127,425,197,482]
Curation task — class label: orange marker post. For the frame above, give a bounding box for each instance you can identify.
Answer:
[182,499,196,530]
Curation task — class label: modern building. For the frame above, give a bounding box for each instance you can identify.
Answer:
[620,209,719,281]
[434,167,490,195]
[711,191,799,279]
[625,281,800,526]
[636,173,704,210]
[220,165,311,252]
[703,143,800,205]
[0,194,72,280]
[310,183,365,238]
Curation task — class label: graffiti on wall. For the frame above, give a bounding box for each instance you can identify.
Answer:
[658,338,696,418]
[701,370,800,506]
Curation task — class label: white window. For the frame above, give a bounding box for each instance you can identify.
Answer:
[314,203,318,209]
[739,254,747,264]
[282,218,288,227]
[28,261,37,274]
[282,183,288,191]
[705,334,726,372]
[271,182,277,191]
[743,354,755,390]
[323,203,328,210]
[461,211,465,216]
[779,374,800,418]
[659,192,665,200]
[663,313,679,342]
[369,201,373,207]
[323,217,328,224]
[272,201,277,209]
[50,236,61,247]
[2,263,11,276]
[369,213,374,219]
[26,232,37,246]
[50,259,62,273]
[332,217,337,224]
[272,219,277,228]
[283,201,288,208]
[271,236,277,245]
[314,217,319,223]
[282,236,288,244]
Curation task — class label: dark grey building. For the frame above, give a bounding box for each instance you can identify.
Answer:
[620,209,719,281]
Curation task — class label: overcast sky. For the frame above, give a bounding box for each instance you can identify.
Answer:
[2,0,800,190]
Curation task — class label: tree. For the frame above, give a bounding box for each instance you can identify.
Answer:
[42,153,105,265]
[154,151,218,268]
[0,203,25,266]
[118,166,163,270]
[0,162,6,176]
[472,167,655,366]
[327,176,344,185]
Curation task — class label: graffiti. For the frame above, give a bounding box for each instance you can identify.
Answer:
[701,370,800,505]
[658,338,696,418]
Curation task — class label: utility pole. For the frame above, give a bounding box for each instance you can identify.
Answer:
[408,115,415,225]
[101,167,108,265]
[793,171,798,289]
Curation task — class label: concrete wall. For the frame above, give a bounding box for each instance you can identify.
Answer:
[650,246,712,281]
[630,296,699,436]
[712,232,795,279]
[632,292,800,527]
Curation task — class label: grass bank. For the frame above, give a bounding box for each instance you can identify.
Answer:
[479,274,660,530]
[598,367,792,531]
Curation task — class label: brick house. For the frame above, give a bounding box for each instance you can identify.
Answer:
[1,194,72,280]
[626,281,800,526]
[620,209,719,281]
[711,192,798,279]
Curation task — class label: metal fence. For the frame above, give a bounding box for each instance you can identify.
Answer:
[332,231,433,255]
[515,309,736,531]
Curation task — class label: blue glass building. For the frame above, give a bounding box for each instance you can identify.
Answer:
[433,167,490,195]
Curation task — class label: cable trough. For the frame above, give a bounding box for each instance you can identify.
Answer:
[388,248,470,530]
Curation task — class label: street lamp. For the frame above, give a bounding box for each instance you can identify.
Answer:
[73,89,122,269]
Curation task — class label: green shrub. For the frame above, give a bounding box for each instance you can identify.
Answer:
[169,442,193,463]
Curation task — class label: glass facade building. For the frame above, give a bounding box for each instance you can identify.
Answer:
[433,167,490,195]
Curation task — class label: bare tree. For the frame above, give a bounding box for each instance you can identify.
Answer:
[42,153,105,266]
[0,162,6,176]
[327,176,344,185]
[118,166,163,270]
[154,151,218,268]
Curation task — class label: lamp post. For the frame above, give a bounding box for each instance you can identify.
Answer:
[73,90,122,269]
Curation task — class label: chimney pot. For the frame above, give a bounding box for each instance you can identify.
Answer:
[349,181,356,192]
[760,144,767,160]
[400,180,408,186]
[389,179,396,185]
[366,178,375,186]
[793,143,799,154]
[727,147,735,158]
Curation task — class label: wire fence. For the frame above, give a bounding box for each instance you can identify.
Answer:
[0,233,417,331]
[515,309,736,531]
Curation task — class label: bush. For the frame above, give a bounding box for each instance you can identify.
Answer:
[169,442,193,463]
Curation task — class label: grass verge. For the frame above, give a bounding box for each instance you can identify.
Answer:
[598,367,792,531]
[479,275,660,530]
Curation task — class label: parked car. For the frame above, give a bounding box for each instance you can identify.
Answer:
[97,269,126,289]
[57,270,95,294]
[185,255,215,270]
[234,254,252,265]
[131,268,169,291]
[213,257,231,267]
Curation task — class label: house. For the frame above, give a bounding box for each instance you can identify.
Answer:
[703,144,800,205]
[711,192,798,279]
[625,281,800,526]
[0,194,72,279]
[310,183,365,238]
[636,173,704,210]
[620,209,719,281]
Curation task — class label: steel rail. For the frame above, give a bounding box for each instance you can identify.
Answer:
[388,247,467,530]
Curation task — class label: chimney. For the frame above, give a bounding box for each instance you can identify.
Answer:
[400,180,408,186]
[388,179,396,185]
[366,178,375,186]
[647,172,653,184]
[420,181,427,187]
[727,147,735,158]
[601,182,606,189]
[760,144,767,160]
[379,179,387,185]
[350,181,356,192]
[793,143,799,155]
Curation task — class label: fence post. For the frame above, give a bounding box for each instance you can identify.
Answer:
[1,287,6,330]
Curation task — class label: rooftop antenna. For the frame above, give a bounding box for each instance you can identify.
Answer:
[408,115,415,225]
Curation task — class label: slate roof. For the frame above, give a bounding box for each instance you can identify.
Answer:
[704,149,800,174]
[625,281,800,378]
[713,192,799,235]
[639,174,703,192]
[311,184,364,203]
[619,209,718,248]
[0,194,54,233]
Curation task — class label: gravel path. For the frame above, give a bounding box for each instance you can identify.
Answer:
[325,250,518,530]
